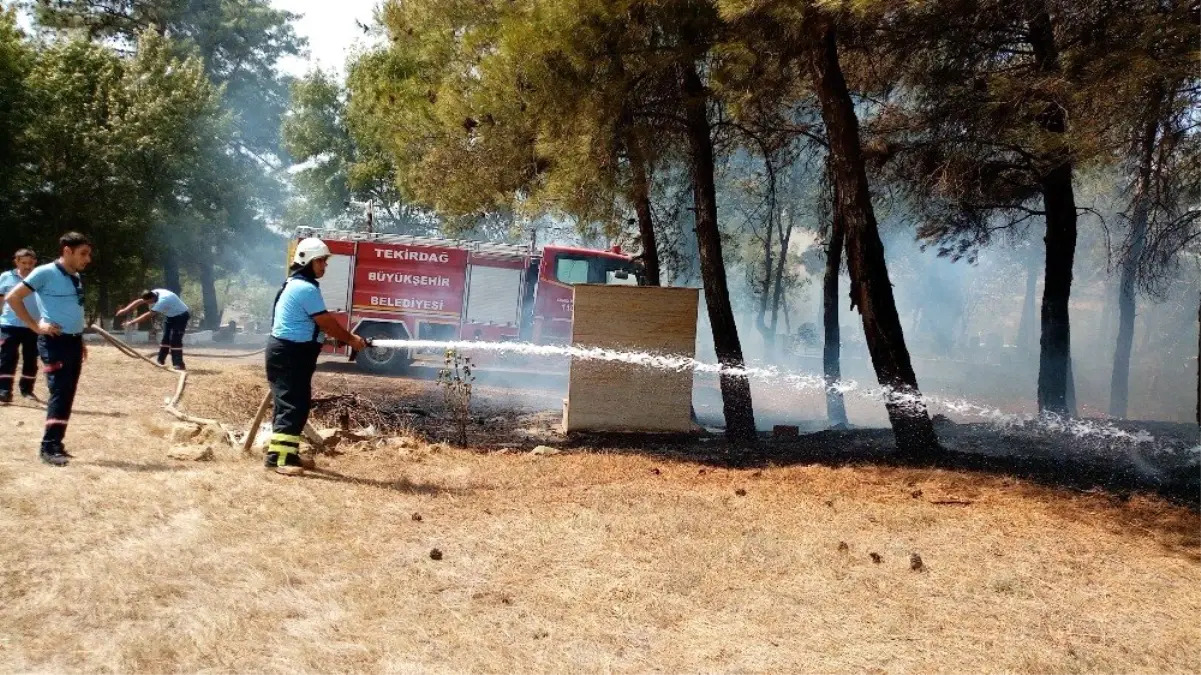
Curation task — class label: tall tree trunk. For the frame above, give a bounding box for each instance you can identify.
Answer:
[1098,278,1114,354]
[162,248,182,294]
[91,229,110,324]
[96,276,109,327]
[199,259,220,330]
[1138,307,1156,354]
[756,227,774,346]
[1030,10,1079,417]
[681,59,757,443]
[1037,170,1078,416]
[804,11,939,455]
[1109,209,1147,419]
[824,190,849,427]
[1196,292,1199,429]
[609,36,661,289]
[1017,256,1039,351]
[1065,353,1077,418]
[627,135,662,287]
[1110,108,1160,418]
[767,200,794,356]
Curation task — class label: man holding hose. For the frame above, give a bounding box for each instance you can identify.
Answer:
[115,288,191,370]
[266,237,367,476]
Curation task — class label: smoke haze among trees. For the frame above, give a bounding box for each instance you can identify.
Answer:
[0,0,1196,445]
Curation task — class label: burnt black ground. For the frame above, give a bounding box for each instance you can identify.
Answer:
[311,358,1201,509]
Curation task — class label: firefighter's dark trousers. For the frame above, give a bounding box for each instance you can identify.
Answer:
[0,326,38,397]
[157,312,189,369]
[38,334,83,451]
[265,336,322,466]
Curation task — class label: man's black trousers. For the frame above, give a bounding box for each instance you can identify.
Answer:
[0,326,38,397]
[38,334,83,451]
[157,311,189,369]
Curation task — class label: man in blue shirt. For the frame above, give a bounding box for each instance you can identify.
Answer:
[116,288,191,370]
[4,232,92,466]
[0,249,41,403]
[265,237,366,476]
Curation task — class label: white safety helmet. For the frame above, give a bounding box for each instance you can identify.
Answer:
[293,237,332,266]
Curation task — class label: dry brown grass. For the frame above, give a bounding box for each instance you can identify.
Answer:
[0,344,1197,674]
[181,361,270,427]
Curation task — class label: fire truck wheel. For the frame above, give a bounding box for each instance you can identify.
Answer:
[355,325,412,374]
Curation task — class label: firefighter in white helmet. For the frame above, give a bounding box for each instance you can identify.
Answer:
[265,237,367,476]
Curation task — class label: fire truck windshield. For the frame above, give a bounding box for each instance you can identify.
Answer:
[553,253,641,286]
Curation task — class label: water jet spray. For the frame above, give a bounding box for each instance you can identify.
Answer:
[369,338,1157,446]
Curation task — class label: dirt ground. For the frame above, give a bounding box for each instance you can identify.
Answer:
[0,344,1198,674]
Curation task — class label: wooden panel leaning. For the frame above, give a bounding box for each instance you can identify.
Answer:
[563,285,700,433]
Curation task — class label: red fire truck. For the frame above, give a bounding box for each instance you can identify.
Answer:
[290,227,643,373]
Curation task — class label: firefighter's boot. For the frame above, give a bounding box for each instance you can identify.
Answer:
[266,452,317,470]
[266,432,306,476]
[264,451,305,476]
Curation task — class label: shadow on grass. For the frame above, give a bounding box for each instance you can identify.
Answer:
[86,461,466,497]
[3,397,128,418]
[564,425,1200,560]
[89,459,195,472]
[72,409,128,418]
[563,424,1201,511]
[305,467,461,496]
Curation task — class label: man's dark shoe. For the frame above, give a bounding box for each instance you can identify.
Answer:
[40,447,69,466]
[20,391,37,401]
[0,391,12,404]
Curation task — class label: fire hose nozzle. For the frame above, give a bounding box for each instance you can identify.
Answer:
[348,336,373,362]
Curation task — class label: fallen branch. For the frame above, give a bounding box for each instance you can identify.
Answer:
[303,421,327,453]
[930,499,974,506]
[238,393,325,454]
[242,390,272,456]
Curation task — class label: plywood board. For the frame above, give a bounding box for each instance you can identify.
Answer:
[564,285,699,433]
